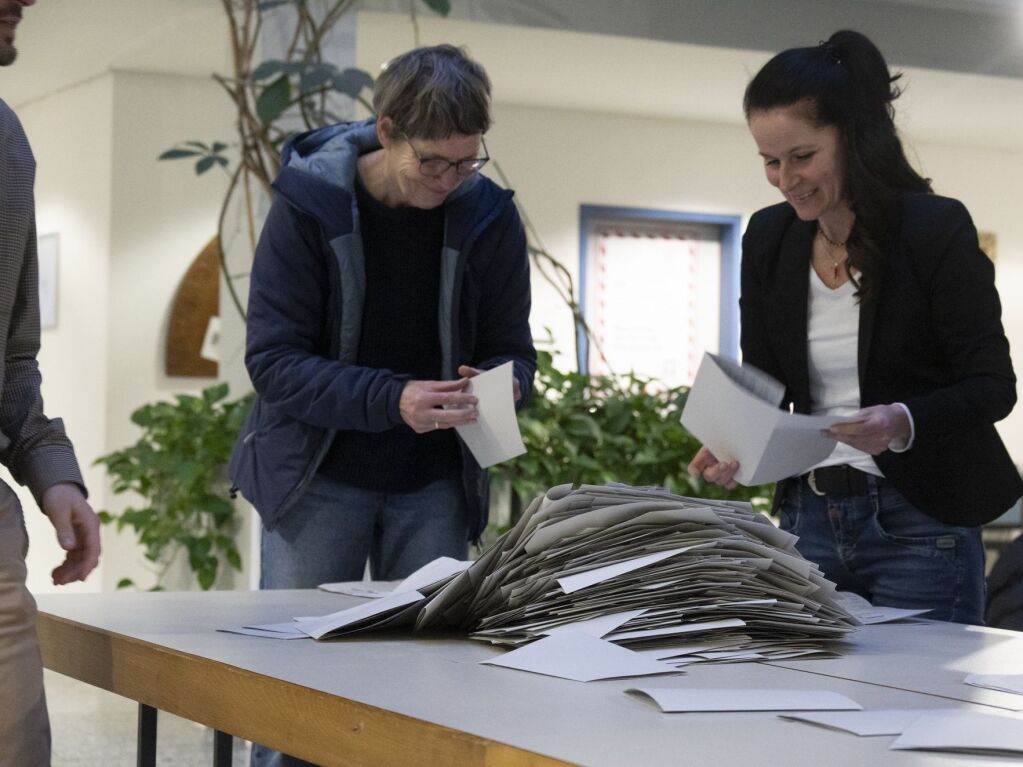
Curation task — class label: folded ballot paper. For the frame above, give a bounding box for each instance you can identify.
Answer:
[453,361,526,469]
[256,483,857,679]
[681,353,858,486]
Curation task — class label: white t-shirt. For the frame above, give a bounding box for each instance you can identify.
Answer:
[805,267,884,476]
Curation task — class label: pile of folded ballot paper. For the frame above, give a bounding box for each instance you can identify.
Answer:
[301,483,858,665]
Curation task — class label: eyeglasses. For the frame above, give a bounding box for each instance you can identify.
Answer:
[403,135,489,178]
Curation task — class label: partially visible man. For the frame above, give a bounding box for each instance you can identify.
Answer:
[1,1,102,765]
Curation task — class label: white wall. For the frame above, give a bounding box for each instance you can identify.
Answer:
[102,69,239,591]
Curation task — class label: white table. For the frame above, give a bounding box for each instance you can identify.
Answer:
[36,590,1023,767]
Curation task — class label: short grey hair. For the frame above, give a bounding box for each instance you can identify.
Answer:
[373,44,492,140]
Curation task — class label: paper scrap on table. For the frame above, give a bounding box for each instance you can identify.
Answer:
[627,687,862,713]
[681,353,857,485]
[781,709,936,736]
[217,622,308,640]
[889,710,1023,755]
[317,581,396,598]
[831,591,931,624]
[454,362,526,469]
[294,590,425,639]
[318,557,472,599]
[964,674,1023,696]
[480,631,680,682]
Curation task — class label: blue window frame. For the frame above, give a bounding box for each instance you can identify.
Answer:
[578,205,741,381]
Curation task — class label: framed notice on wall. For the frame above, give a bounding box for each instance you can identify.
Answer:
[37,233,58,330]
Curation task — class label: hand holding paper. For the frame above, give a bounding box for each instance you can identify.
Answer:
[682,353,857,486]
[454,362,527,469]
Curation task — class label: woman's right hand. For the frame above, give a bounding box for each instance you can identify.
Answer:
[687,446,740,490]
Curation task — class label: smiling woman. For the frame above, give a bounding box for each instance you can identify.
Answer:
[689,29,1020,627]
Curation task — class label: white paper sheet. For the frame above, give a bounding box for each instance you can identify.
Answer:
[393,556,473,594]
[557,546,701,594]
[480,632,680,682]
[964,674,1023,696]
[541,610,647,638]
[890,710,1023,755]
[454,362,526,469]
[217,624,309,640]
[831,591,931,624]
[294,590,425,639]
[316,581,396,598]
[628,687,862,713]
[681,353,856,485]
[781,709,936,736]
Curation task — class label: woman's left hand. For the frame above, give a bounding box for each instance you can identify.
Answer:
[823,404,910,455]
[458,365,522,402]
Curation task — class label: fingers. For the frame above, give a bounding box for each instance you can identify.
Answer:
[823,405,905,455]
[687,448,740,489]
[457,365,482,379]
[400,379,479,433]
[46,490,101,585]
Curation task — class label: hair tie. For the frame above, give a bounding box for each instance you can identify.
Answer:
[818,39,843,66]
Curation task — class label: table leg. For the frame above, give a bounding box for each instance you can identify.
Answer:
[214,730,233,766]
[137,703,157,767]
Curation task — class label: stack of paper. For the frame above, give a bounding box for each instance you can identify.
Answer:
[430,483,857,664]
[243,483,856,667]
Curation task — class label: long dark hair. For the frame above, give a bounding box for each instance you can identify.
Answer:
[743,30,932,301]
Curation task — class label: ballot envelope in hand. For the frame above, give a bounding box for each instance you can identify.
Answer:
[681,353,857,486]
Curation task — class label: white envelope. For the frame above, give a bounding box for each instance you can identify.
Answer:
[681,353,856,485]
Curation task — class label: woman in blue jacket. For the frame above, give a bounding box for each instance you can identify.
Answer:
[232,44,535,576]
[690,31,1019,624]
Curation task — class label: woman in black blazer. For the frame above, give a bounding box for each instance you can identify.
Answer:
[689,30,1020,624]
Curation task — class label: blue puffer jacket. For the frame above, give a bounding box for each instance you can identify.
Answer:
[228,118,536,540]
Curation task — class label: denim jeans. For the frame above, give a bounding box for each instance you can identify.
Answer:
[252,472,468,767]
[779,474,985,625]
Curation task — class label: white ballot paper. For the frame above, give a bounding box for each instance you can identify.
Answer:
[318,557,472,598]
[681,353,856,485]
[454,362,526,469]
[316,581,396,598]
[480,632,680,682]
[780,709,936,736]
[832,591,932,624]
[964,674,1023,697]
[889,710,1023,755]
[217,623,309,640]
[628,688,862,713]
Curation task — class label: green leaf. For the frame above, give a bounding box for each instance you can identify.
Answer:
[116,578,135,589]
[331,68,374,99]
[195,156,217,175]
[300,63,338,93]
[256,75,291,125]
[251,59,287,81]
[97,510,113,524]
[158,148,201,161]
[419,0,451,15]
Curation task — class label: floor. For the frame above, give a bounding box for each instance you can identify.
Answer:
[46,669,252,766]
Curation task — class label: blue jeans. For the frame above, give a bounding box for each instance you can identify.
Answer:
[252,473,468,767]
[779,474,985,624]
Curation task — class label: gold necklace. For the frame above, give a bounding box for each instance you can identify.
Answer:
[816,227,848,281]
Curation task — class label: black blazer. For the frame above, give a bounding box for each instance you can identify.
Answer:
[740,194,1021,526]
